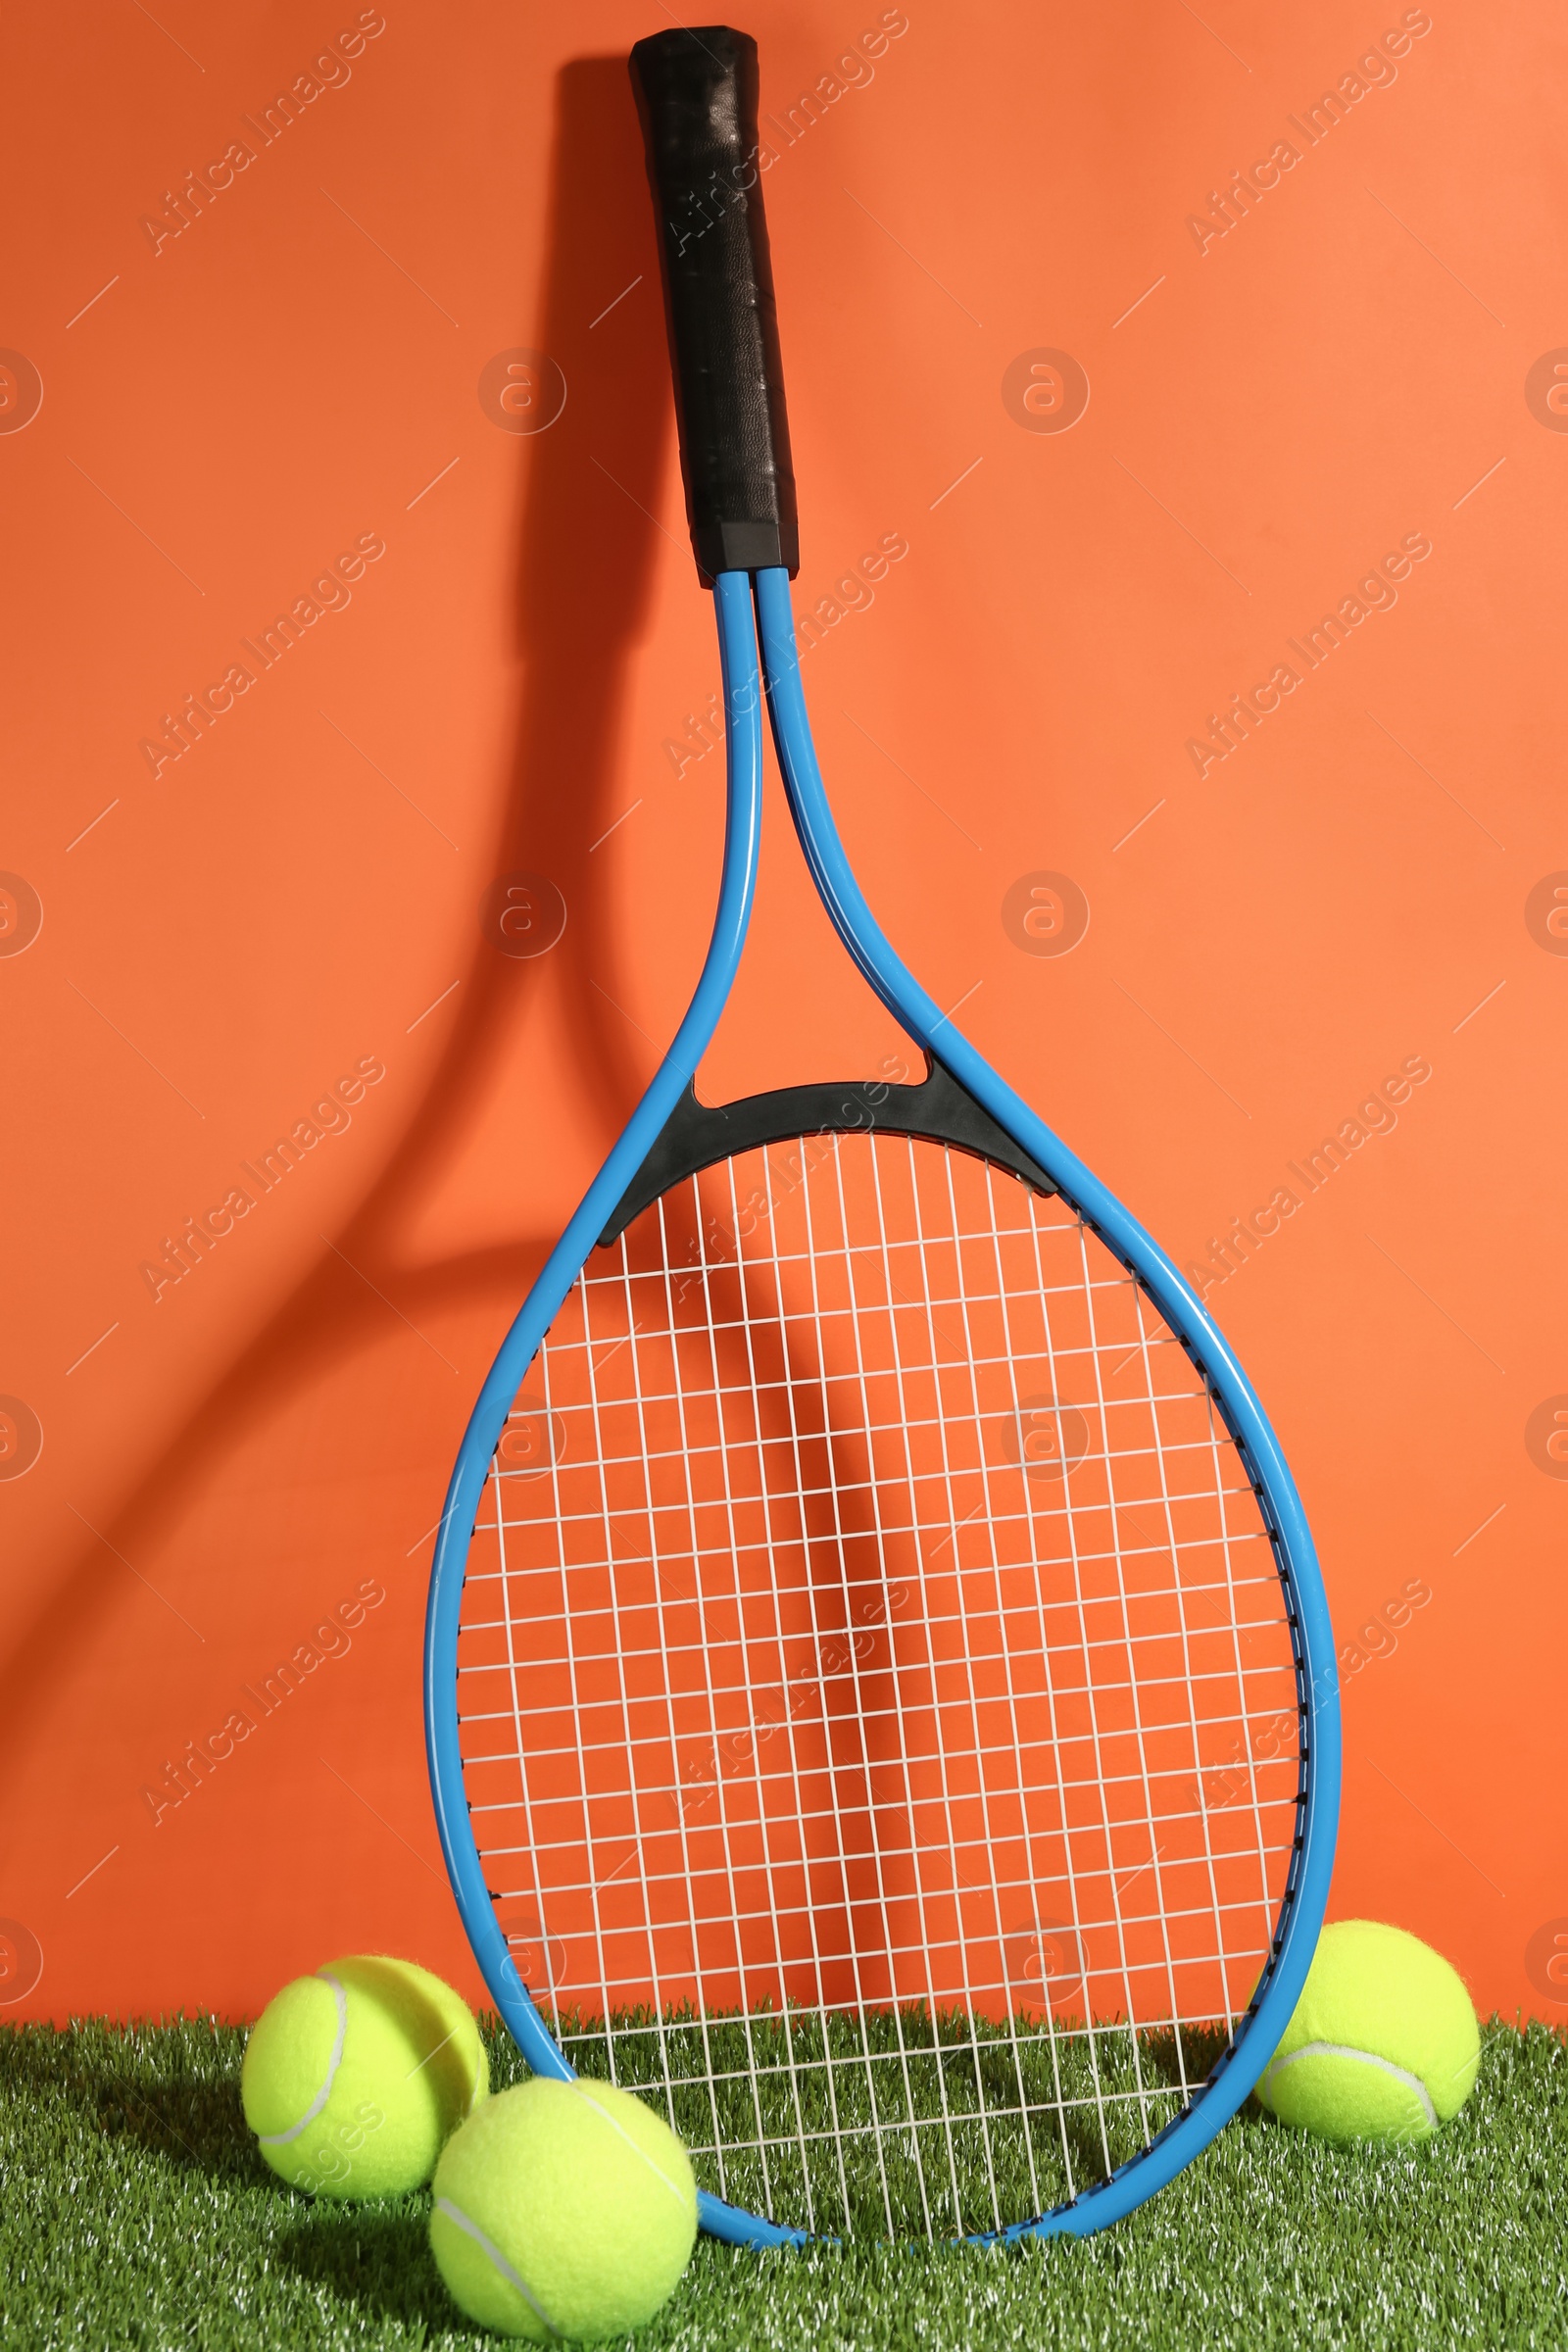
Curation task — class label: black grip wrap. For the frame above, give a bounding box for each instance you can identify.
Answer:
[630,26,799,584]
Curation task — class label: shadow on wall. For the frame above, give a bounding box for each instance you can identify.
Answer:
[0,55,674,1769]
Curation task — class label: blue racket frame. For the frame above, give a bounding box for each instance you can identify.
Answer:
[425,567,1341,2250]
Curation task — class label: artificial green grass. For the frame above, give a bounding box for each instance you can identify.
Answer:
[1,2013,1562,2350]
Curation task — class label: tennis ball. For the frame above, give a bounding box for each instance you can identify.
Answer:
[241,1953,487,2197]
[1256,1919,1480,2143]
[429,2077,698,2342]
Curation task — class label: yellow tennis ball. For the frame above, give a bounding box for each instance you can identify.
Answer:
[241,1953,487,2197]
[429,2078,698,2342]
[1256,1919,1480,2143]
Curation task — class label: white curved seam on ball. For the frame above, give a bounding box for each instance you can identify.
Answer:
[1260,2040,1437,2126]
[258,1971,350,2146]
[565,2082,691,2207]
[435,2197,562,2338]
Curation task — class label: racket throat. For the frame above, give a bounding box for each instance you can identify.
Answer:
[597,1056,1054,1249]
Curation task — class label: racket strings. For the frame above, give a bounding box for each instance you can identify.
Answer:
[457,1132,1302,2236]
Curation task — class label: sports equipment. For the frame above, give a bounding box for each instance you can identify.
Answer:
[1256,1919,1480,2141]
[424,24,1340,2245]
[429,2078,698,2341]
[241,1954,488,2197]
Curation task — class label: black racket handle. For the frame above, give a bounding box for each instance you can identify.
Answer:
[630,26,799,584]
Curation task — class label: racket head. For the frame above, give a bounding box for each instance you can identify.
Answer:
[442,1117,1326,2243]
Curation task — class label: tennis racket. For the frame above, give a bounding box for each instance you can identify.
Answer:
[424,24,1340,2247]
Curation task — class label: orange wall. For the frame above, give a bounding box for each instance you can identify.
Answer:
[2,0,1564,2031]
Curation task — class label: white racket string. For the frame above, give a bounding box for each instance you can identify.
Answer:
[455,1132,1301,2236]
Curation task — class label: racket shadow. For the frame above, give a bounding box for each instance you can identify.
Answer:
[1,57,677,1788]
